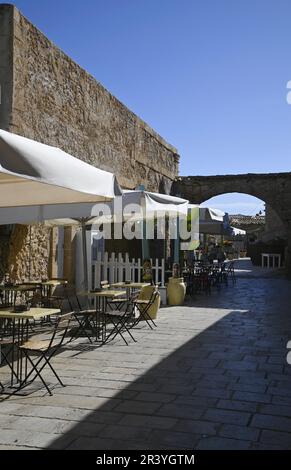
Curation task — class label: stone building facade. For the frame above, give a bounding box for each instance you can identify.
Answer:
[0,4,179,282]
[264,205,287,242]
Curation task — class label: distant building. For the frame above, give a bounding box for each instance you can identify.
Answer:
[229,214,265,241]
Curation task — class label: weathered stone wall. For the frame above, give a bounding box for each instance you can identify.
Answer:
[0,225,12,281]
[7,224,50,282]
[0,4,179,282]
[0,4,13,130]
[9,5,179,190]
[263,204,287,242]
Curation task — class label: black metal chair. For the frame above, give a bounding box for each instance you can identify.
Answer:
[224,261,236,284]
[130,285,159,330]
[193,269,211,295]
[100,280,128,312]
[40,283,67,309]
[93,281,137,345]
[0,284,15,307]
[0,337,19,391]
[12,312,73,396]
[63,287,98,343]
[101,307,137,346]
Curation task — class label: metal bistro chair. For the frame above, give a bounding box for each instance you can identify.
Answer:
[40,283,67,309]
[94,281,136,345]
[0,336,19,391]
[0,284,15,307]
[13,312,73,396]
[130,285,159,330]
[1,311,23,390]
[64,287,98,343]
[193,268,211,295]
[100,280,128,312]
[224,261,236,284]
[101,302,137,346]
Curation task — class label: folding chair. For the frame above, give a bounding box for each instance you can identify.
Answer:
[224,261,236,284]
[41,283,67,309]
[13,312,72,396]
[100,280,128,312]
[130,285,160,330]
[64,287,99,343]
[0,337,19,391]
[101,307,137,345]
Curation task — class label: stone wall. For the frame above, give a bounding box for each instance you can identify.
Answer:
[0,4,13,130]
[9,5,179,190]
[0,225,12,281]
[263,204,287,242]
[7,224,50,283]
[0,4,179,282]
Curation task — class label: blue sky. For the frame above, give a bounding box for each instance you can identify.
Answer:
[6,0,291,214]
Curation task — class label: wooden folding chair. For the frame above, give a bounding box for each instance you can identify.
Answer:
[130,285,159,330]
[13,313,72,396]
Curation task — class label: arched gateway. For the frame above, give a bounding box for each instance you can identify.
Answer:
[172,172,291,274]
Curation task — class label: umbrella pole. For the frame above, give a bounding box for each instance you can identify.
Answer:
[81,220,89,292]
[173,216,180,264]
[142,219,150,261]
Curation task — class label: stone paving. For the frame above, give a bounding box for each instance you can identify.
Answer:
[1,260,291,450]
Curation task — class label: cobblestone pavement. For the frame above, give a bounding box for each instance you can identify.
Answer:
[0,260,291,450]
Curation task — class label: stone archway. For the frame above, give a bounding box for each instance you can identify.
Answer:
[172,172,291,274]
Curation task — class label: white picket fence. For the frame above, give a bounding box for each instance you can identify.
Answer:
[91,252,165,290]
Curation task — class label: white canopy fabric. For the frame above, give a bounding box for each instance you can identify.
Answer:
[121,190,189,220]
[0,129,123,291]
[197,207,246,236]
[0,129,122,208]
[198,206,230,235]
[0,189,189,227]
[199,207,225,222]
[0,202,113,226]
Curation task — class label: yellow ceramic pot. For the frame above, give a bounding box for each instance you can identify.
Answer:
[167,277,186,305]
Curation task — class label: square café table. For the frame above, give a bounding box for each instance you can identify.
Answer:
[78,290,127,342]
[87,289,127,314]
[89,289,138,345]
[0,307,60,321]
[111,282,150,300]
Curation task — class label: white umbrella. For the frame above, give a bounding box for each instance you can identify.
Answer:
[0,189,188,285]
[0,129,121,206]
[121,190,189,219]
[198,207,233,235]
[0,129,122,289]
[0,190,188,225]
